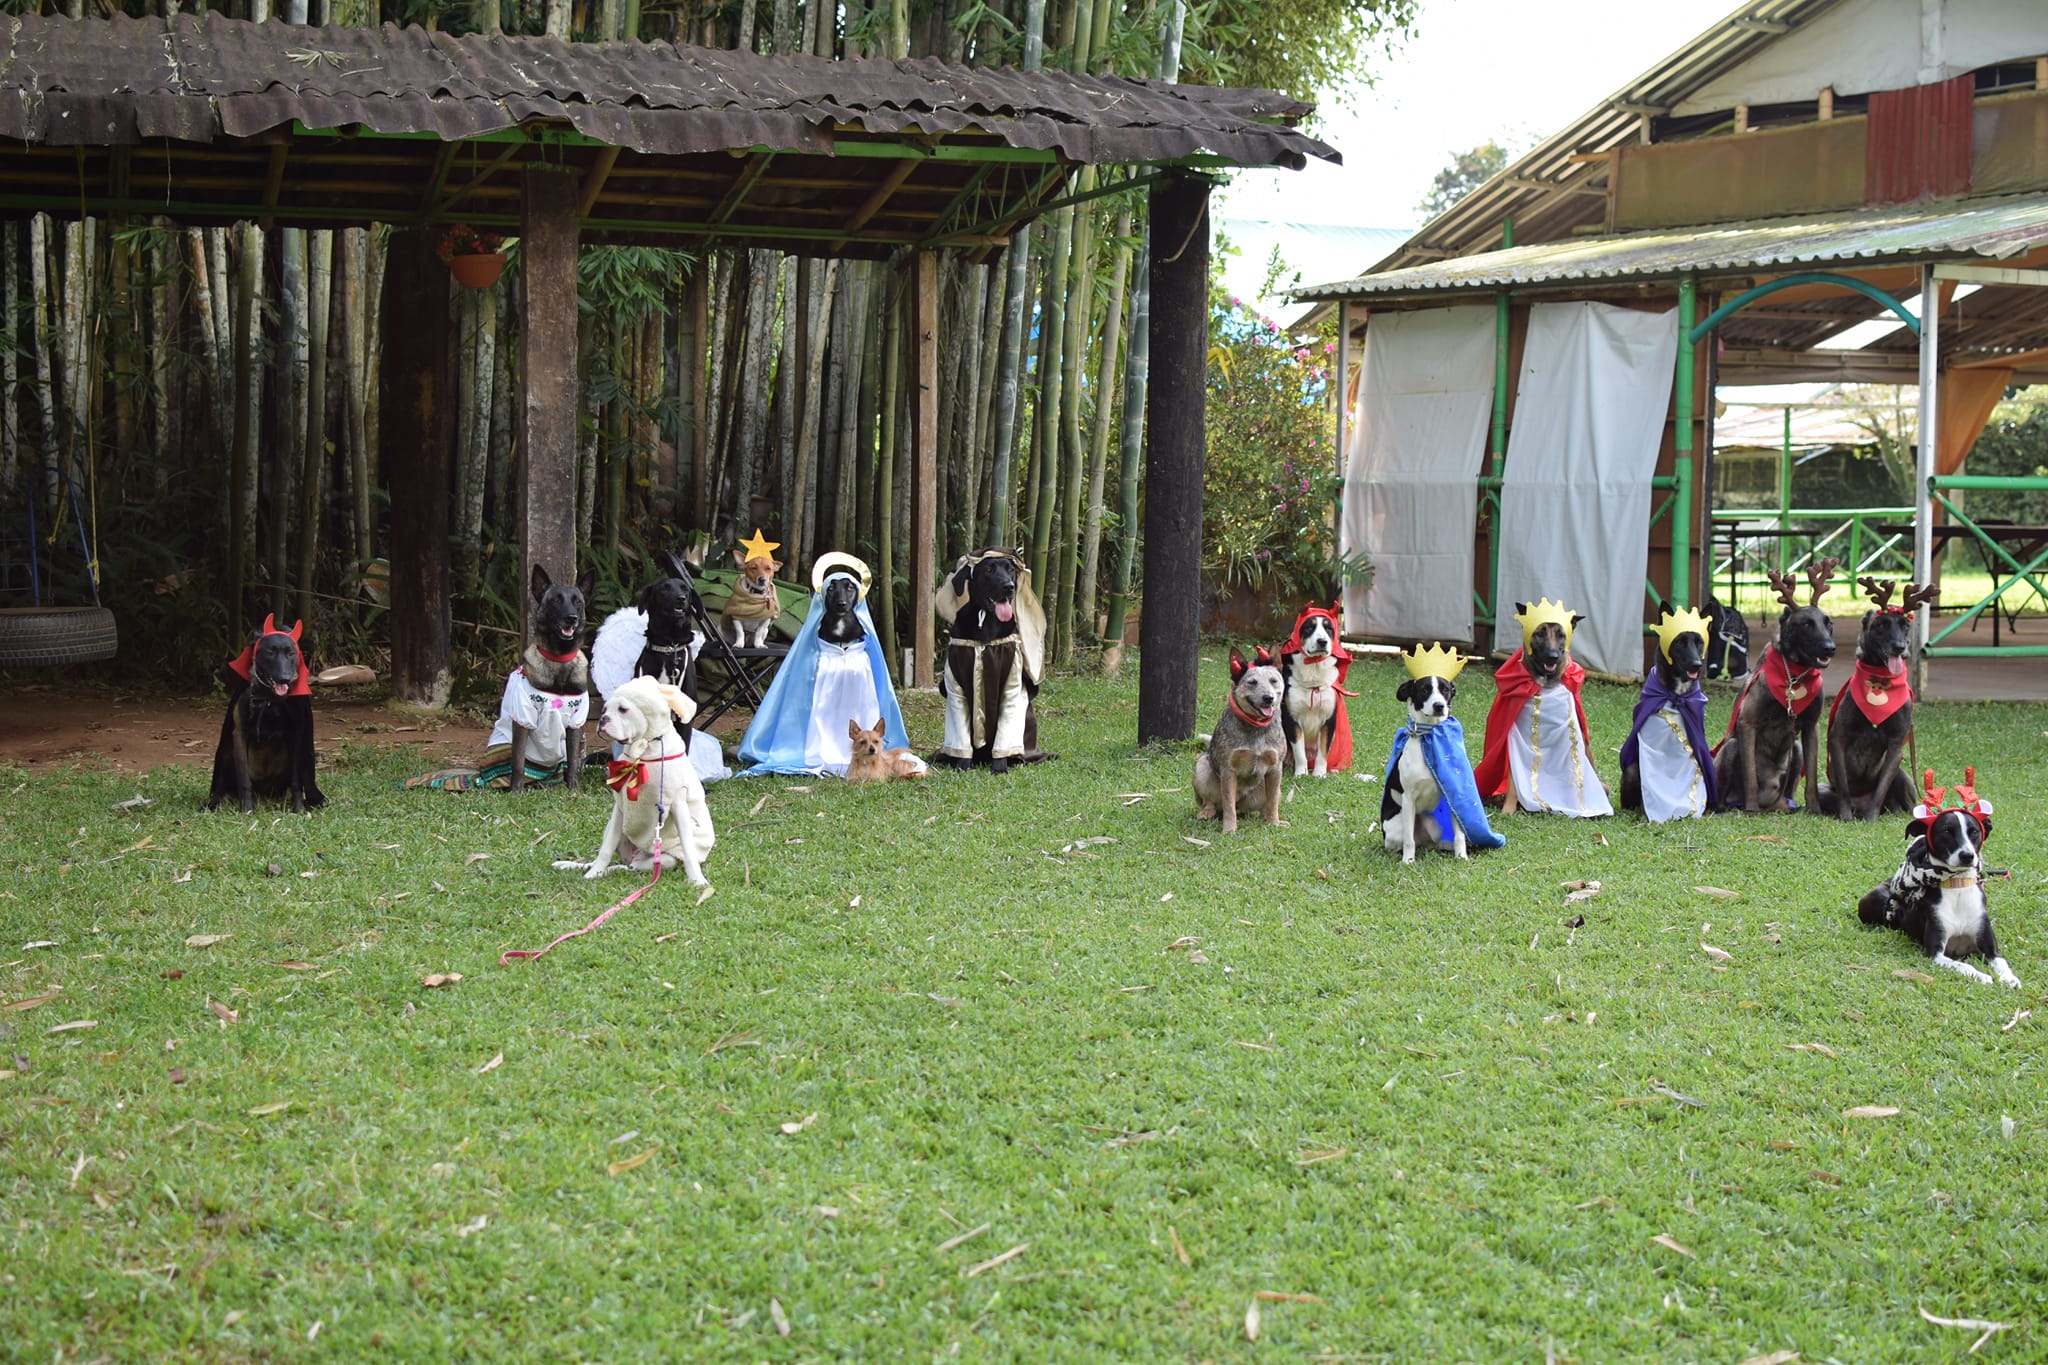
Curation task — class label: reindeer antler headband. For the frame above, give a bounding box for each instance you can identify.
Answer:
[1858,576,1940,615]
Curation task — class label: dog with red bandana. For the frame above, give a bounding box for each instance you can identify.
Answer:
[1277,601,1354,776]
[1194,647,1287,834]
[1821,577,1936,820]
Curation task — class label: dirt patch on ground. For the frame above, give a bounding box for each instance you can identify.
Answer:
[0,681,761,776]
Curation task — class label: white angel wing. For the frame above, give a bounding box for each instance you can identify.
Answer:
[590,607,650,702]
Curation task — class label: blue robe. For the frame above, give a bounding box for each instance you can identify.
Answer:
[1384,714,1506,851]
[737,575,910,777]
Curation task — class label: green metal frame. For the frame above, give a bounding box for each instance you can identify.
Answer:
[1922,473,2048,657]
[1710,506,1916,604]
[1687,270,1921,344]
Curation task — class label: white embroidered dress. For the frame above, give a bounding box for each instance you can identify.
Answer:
[486,668,590,769]
[1635,706,1708,822]
[1506,682,1612,817]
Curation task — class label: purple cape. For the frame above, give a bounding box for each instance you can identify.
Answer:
[1619,670,1719,810]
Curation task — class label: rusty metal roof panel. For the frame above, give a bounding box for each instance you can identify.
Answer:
[1293,193,2048,302]
[0,11,1334,169]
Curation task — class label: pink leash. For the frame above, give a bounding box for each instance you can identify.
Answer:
[502,737,673,966]
[500,838,662,965]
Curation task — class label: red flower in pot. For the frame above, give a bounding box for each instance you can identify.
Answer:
[438,225,507,288]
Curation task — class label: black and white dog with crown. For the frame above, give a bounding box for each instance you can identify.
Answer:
[1856,767,2018,988]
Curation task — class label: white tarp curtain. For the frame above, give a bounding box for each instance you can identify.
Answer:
[1493,301,1678,679]
[1341,305,1496,643]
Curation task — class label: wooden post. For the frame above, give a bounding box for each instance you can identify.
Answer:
[911,250,939,687]
[381,228,454,708]
[1138,172,1208,745]
[520,164,582,637]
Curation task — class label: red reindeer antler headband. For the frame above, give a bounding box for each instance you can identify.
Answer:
[1912,766,1992,834]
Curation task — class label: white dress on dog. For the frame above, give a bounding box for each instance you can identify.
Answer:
[1635,708,1708,823]
[1507,683,1612,817]
[486,669,589,769]
[805,638,881,776]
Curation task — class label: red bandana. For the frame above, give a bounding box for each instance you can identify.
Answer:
[1724,644,1823,739]
[1829,657,1911,727]
[1228,694,1276,728]
[605,750,684,801]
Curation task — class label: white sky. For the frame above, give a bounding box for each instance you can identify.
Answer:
[1217,0,1741,232]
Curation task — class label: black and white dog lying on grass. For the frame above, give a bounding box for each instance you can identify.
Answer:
[1857,767,2018,988]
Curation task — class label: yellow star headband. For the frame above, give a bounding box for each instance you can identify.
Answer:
[737,528,780,562]
[1402,641,1467,682]
[1515,598,1577,650]
[1652,606,1713,661]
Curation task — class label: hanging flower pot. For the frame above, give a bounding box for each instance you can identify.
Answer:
[436,224,508,289]
[447,251,506,289]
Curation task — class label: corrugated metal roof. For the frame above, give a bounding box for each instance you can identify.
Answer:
[1293,193,2048,301]
[0,11,1335,169]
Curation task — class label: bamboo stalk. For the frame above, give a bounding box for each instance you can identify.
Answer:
[788,257,838,575]
[228,222,261,622]
[296,227,332,630]
[876,280,902,673]
[1,223,17,495]
[1076,213,1130,640]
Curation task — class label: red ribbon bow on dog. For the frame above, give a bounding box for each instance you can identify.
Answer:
[606,750,686,801]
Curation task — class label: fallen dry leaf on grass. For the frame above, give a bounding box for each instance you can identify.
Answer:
[1294,1146,1348,1167]
[274,961,316,971]
[1244,1299,1260,1343]
[1700,943,1733,962]
[464,853,490,868]
[421,973,463,989]
[1787,1042,1837,1059]
[769,1297,791,1338]
[1695,886,1741,900]
[47,1019,97,1034]
[2,991,59,1013]
[167,1067,185,1085]
[962,1243,1028,1279]
[455,1215,487,1238]
[1734,1351,1800,1365]
[184,934,229,949]
[1893,968,1935,984]
[1182,835,1211,849]
[1917,1304,2013,1354]
[1254,1290,1326,1304]
[607,1145,658,1176]
[1650,1234,1694,1258]
[246,1100,291,1116]
[935,1223,989,1255]
[1169,1224,1192,1266]
[1843,1105,1899,1120]
[2003,1008,2032,1033]
[778,1113,819,1136]
[207,1000,238,1024]
[23,940,59,950]
[476,1052,503,1075]
[705,1030,759,1055]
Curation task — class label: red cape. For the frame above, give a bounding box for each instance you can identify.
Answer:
[226,614,311,698]
[1279,606,1353,771]
[1475,649,1590,798]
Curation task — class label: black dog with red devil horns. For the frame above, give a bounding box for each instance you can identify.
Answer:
[208,614,326,814]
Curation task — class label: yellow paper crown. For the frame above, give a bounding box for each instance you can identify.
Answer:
[1652,606,1714,661]
[1514,597,1577,649]
[1402,641,1466,682]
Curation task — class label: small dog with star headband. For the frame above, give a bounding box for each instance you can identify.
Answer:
[1820,576,1937,820]
[720,528,783,648]
[1857,768,2016,988]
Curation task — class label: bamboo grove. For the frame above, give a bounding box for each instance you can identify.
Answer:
[0,0,1413,689]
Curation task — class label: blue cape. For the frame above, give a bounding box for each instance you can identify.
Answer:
[737,574,909,776]
[1618,669,1719,809]
[1384,714,1506,851]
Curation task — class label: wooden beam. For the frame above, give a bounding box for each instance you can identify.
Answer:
[261,143,287,228]
[418,142,458,216]
[519,164,583,646]
[911,251,939,688]
[1138,172,1209,745]
[577,146,622,219]
[831,157,919,257]
[381,229,454,707]
[709,152,776,225]
[437,142,524,217]
[1933,263,2048,288]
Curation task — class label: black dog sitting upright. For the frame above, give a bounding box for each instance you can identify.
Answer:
[934,547,1052,773]
[208,614,324,814]
[1713,559,1839,814]
[1821,576,1937,820]
[508,564,596,793]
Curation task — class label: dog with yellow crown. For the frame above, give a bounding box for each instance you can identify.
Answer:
[1381,643,1505,862]
[1474,599,1610,818]
[1619,607,1719,821]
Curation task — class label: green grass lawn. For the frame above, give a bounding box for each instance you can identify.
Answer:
[5,657,2044,1361]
